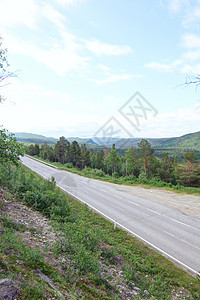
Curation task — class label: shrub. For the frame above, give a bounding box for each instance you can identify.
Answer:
[112,172,119,179]
[123,175,137,182]
[138,172,149,184]
[65,163,74,168]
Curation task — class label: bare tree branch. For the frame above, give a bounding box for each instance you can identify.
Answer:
[184,74,200,92]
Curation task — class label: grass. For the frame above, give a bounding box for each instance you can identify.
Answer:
[0,162,200,299]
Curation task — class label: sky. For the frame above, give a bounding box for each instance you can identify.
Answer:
[1,0,200,140]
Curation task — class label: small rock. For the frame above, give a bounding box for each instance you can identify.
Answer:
[132,290,138,296]
[0,278,17,300]
[126,291,132,295]
[143,290,149,296]
[130,282,135,287]
[0,279,12,285]
[133,287,141,292]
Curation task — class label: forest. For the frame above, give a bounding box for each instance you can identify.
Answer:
[26,136,200,189]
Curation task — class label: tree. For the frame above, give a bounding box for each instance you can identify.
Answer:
[0,128,24,165]
[184,74,200,90]
[70,141,80,168]
[125,146,139,176]
[184,152,196,174]
[97,150,104,170]
[0,38,23,166]
[55,136,70,164]
[104,147,110,173]
[159,152,175,182]
[0,37,16,102]
[107,144,120,175]
[80,144,90,169]
[137,139,154,174]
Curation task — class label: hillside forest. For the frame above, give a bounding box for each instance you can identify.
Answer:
[26,136,200,189]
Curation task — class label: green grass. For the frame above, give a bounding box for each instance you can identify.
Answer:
[0,162,200,299]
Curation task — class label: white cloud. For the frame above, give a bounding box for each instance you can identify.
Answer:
[0,81,74,134]
[85,39,133,56]
[182,34,200,49]
[98,64,110,71]
[118,104,200,138]
[92,73,132,85]
[55,0,87,8]
[167,0,190,13]
[42,4,66,29]
[0,0,38,29]
[181,63,200,74]
[146,33,200,74]
[166,0,200,27]
[4,31,89,75]
[145,60,182,72]
[180,34,200,72]
[183,51,200,61]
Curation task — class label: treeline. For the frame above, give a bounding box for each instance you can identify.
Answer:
[26,136,200,188]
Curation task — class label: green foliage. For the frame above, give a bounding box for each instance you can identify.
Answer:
[0,36,16,103]
[26,137,200,189]
[0,36,8,73]
[20,283,45,300]
[3,165,71,220]
[138,139,154,174]
[107,144,120,175]
[0,128,24,165]
[0,163,200,298]
[55,136,70,164]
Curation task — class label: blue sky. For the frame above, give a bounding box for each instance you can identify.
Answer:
[1,0,200,139]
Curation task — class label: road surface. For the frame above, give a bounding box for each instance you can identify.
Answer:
[21,155,200,276]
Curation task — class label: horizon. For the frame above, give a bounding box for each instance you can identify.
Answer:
[13,128,198,141]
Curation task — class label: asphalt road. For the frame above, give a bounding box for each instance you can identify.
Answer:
[21,155,200,276]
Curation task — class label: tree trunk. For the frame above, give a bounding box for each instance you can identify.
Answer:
[144,156,147,174]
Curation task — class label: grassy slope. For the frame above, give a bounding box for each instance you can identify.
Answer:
[0,164,200,299]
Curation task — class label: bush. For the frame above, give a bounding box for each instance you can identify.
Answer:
[93,169,106,177]
[112,172,119,179]
[149,177,167,187]
[123,175,137,182]
[138,172,149,184]
[65,163,74,168]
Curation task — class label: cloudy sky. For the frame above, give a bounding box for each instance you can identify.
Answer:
[1,0,200,139]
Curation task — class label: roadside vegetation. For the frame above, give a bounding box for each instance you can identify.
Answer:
[26,137,200,195]
[1,35,200,299]
[0,162,200,299]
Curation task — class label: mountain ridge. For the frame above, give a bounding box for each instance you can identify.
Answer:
[13,130,200,150]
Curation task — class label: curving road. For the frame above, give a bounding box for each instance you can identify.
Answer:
[21,155,200,276]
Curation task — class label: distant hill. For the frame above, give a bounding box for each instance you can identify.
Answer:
[92,137,173,149]
[93,131,200,150]
[14,133,96,146]
[66,137,92,144]
[14,130,200,151]
[14,132,58,145]
[155,131,200,150]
